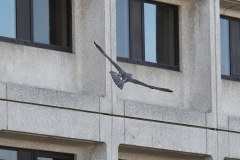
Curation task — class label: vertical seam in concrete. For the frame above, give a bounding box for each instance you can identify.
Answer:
[124,101,125,116]
[99,114,101,142]
[111,116,113,160]
[5,83,7,99]
[228,117,229,130]
[109,0,113,158]
[206,129,207,155]
[152,123,154,148]
[111,74,113,114]
[214,0,220,159]
[214,1,220,159]
[6,83,8,130]
[6,102,8,130]
[205,113,207,129]
[228,131,230,158]
[215,0,219,130]
[124,117,125,144]
[108,0,113,115]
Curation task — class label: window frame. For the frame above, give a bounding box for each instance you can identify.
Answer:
[0,146,74,160]
[117,0,179,71]
[34,151,73,160]
[0,0,72,53]
[220,15,240,82]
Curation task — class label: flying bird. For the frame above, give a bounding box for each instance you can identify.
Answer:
[94,42,173,92]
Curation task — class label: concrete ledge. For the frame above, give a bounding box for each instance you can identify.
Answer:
[221,0,240,11]
[229,116,240,132]
[153,123,206,154]
[207,130,218,159]
[124,119,207,154]
[125,119,154,148]
[125,101,206,127]
[218,131,229,159]
[119,145,209,160]
[7,102,100,141]
[229,132,240,159]
[6,83,100,112]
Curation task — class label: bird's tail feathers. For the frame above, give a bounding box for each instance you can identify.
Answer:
[109,71,124,90]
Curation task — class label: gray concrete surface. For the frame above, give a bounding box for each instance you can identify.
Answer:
[7,102,100,141]
[0,0,240,159]
[0,101,7,130]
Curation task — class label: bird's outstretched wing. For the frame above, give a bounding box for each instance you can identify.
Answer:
[109,71,125,90]
[94,42,123,72]
[129,78,173,92]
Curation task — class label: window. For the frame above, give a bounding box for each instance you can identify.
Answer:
[0,147,73,160]
[221,16,240,81]
[0,0,72,52]
[116,0,179,70]
[0,148,17,160]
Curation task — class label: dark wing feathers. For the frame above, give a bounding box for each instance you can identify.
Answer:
[109,71,124,90]
[94,42,123,72]
[130,79,173,92]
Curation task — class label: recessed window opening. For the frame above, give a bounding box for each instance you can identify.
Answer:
[0,0,72,52]
[116,0,179,70]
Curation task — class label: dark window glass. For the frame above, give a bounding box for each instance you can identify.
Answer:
[221,16,240,80]
[0,149,17,160]
[116,0,178,70]
[17,0,31,41]
[0,147,73,160]
[144,2,176,65]
[230,20,240,77]
[0,0,16,38]
[18,150,32,160]
[33,0,69,47]
[35,151,73,160]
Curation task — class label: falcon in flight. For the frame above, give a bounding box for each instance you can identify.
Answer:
[94,42,173,92]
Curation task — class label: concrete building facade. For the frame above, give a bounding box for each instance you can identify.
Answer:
[0,0,240,159]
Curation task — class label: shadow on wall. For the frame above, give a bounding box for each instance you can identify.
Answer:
[119,144,212,160]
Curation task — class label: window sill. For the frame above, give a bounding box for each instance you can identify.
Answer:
[117,57,179,71]
[0,36,72,53]
[222,75,240,82]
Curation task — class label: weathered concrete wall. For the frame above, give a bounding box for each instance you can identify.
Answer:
[0,0,106,95]
[115,0,213,113]
[0,0,240,159]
